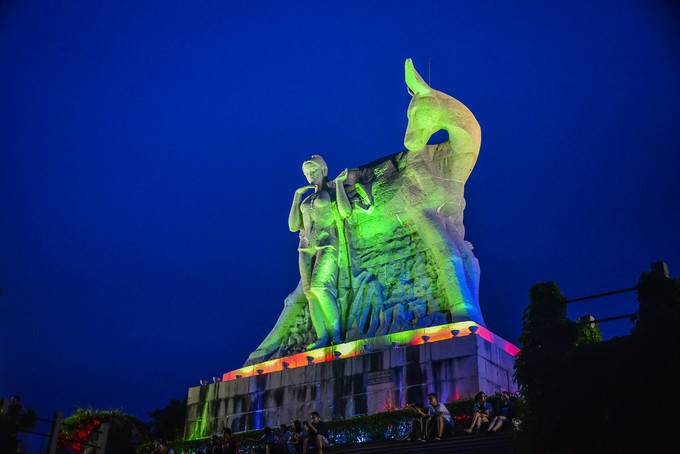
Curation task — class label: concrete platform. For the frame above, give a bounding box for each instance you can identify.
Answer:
[184,326,518,439]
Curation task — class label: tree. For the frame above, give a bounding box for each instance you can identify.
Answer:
[147,397,187,442]
[514,282,579,453]
[574,315,603,346]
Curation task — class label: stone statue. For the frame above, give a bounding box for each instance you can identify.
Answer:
[288,155,351,349]
[244,59,484,365]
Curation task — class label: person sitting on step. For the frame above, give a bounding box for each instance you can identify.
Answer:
[405,403,427,441]
[486,391,515,434]
[424,393,454,440]
[302,412,329,454]
[465,391,494,434]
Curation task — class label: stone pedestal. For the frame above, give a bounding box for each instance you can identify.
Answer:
[184,327,518,438]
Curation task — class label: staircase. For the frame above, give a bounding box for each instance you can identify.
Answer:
[325,432,515,453]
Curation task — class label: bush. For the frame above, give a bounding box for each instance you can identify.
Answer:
[60,408,148,454]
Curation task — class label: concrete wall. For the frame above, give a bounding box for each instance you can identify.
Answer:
[184,331,517,438]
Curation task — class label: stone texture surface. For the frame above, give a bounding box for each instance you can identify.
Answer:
[185,332,517,438]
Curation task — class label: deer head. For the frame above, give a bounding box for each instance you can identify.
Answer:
[404,59,481,154]
[404,59,442,151]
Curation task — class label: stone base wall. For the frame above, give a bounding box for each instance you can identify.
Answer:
[184,331,517,438]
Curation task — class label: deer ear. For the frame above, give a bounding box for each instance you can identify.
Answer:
[405,58,431,96]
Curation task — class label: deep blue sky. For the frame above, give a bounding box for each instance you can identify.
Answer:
[2,0,679,426]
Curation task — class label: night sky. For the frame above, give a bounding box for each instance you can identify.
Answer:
[2,0,679,431]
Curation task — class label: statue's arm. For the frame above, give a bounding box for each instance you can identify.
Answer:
[334,169,352,219]
[289,186,313,231]
[288,192,303,232]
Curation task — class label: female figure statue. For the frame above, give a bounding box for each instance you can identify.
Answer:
[288,155,351,349]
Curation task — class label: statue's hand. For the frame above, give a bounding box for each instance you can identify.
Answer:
[295,185,315,195]
[335,168,349,183]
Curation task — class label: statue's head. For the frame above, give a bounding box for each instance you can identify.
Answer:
[404,59,444,151]
[404,58,480,153]
[302,155,328,185]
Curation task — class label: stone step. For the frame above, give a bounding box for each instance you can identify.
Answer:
[323,431,514,453]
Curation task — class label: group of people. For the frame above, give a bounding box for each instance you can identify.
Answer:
[249,412,329,454]
[407,393,455,441]
[152,440,176,454]
[202,412,328,454]
[406,390,516,441]
[163,390,514,454]
[463,390,515,435]
[208,428,238,453]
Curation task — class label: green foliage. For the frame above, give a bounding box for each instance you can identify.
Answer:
[574,318,603,347]
[137,399,489,454]
[62,407,118,427]
[60,407,148,454]
[147,398,187,442]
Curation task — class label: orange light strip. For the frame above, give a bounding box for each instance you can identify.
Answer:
[222,322,519,381]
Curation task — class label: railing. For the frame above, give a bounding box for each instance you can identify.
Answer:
[565,261,669,326]
[565,287,638,325]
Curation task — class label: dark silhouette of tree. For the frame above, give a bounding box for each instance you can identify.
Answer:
[514,282,578,453]
[147,397,187,442]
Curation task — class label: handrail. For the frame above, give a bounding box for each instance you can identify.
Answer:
[565,287,637,304]
[577,313,636,324]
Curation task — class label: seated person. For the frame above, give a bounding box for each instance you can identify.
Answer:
[210,435,221,454]
[258,426,279,454]
[153,440,176,454]
[465,391,494,434]
[278,423,296,453]
[405,403,427,440]
[288,420,307,453]
[220,428,237,454]
[487,391,515,433]
[424,393,454,440]
[302,412,329,454]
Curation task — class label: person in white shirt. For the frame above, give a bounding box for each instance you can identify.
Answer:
[425,393,454,440]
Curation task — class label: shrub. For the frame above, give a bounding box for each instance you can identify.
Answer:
[60,408,148,454]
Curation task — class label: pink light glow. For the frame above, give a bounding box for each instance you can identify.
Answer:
[474,325,521,356]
